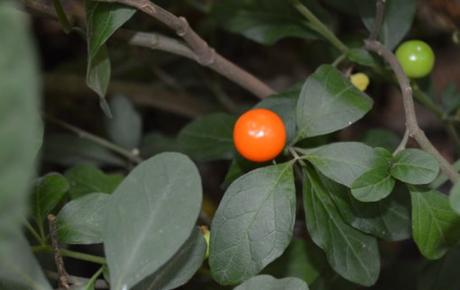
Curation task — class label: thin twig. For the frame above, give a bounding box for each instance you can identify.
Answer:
[32,245,107,264]
[365,40,460,183]
[369,0,386,41]
[94,0,275,98]
[51,0,72,33]
[45,114,142,164]
[394,129,409,155]
[46,270,109,289]
[48,214,71,289]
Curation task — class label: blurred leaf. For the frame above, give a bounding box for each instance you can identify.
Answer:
[441,83,460,114]
[106,95,142,149]
[361,128,400,151]
[32,173,69,225]
[256,95,297,143]
[356,0,416,50]
[418,247,460,290]
[351,148,395,202]
[85,0,135,105]
[346,48,379,68]
[210,163,296,285]
[178,113,236,161]
[321,0,358,15]
[104,153,202,290]
[298,142,377,187]
[0,0,43,233]
[410,188,460,260]
[303,167,380,286]
[331,182,411,241]
[391,149,439,185]
[263,239,326,284]
[140,132,180,158]
[57,193,109,244]
[234,275,309,290]
[0,231,51,290]
[450,181,460,214]
[296,65,373,139]
[133,228,206,290]
[211,0,331,45]
[65,164,123,199]
[310,271,358,290]
[43,134,126,167]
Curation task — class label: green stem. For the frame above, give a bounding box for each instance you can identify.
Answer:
[51,0,72,33]
[32,245,106,265]
[412,84,445,119]
[24,221,45,245]
[291,0,348,53]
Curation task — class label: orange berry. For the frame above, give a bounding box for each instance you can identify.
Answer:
[233,108,286,162]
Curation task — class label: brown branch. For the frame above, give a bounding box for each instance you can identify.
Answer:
[365,40,460,183]
[369,0,386,41]
[95,0,275,98]
[48,214,71,289]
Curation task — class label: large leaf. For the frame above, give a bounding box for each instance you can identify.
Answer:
[351,148,395,202]
[133,228,206,290]
[32,173,69,224]
[355,0,416,50]
[299,142,377,187]
[106,95,142,149]
[57,193,110,244]
[178,113,236,161]
[43,134,126,167]
[104,153,202,290]
[303,167,380,286]
[331,182,411,241]
[65,164,123,199]
[234,275,309,290]
[449,181,460,214]
[296,65,373,139]
[391,149,439,185]
[410,188,460,260]
[85,0,135,102]
[210,162,296,285]
[212,0,330,45]
[0,231,52,290]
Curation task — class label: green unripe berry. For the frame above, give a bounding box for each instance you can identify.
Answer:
[395,40,435,79]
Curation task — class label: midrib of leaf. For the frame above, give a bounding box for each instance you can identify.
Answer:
[415,194,448,248]
[354,174,391,191]
[306,154,369,169]
[392,162,435,172]
[217,163,292,279]
[309,173,373,281]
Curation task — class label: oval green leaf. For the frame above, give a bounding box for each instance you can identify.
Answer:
[234,275,309,290]
[391,149,439,185]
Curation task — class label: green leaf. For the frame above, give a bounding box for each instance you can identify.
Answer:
[346,48,379,68]
[106,95,142,149]
[299,142,377,187]
[209,162,296,285]
[410,188,460,260]
[391,149,439,185]
[441,83,460,114]
[356,0,416,50]
[178,113,236,161]
[0,0,43,232]
[450,182,460,214]
[303,167,380,286]
[211,0,330,45]
[331,182,411,241]
[0,231,52,290]
[418,247,460,290]
[32,173,69,222]
[140,132,180,159]
[85,0,135,100]
[71,267,103,290]
[133,228,206,290]
[351,148,395,202]
[360,128,400,151]
[65,164,123,199]
[255,95,297,143]
[234,275,309,290]
[263,239,326,284]
[43,134,126,167]
[57,193,109,244]
[104,153,202,290]
[296,65,373,139]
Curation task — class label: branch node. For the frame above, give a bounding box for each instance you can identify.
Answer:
[176,17,188,37]
[140,0,155,15]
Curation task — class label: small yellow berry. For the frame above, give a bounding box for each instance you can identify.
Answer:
[350,72,370,91]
